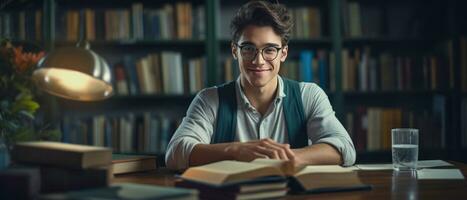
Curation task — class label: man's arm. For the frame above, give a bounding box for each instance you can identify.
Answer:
[189,143,234,166]
[291,143,343,166]
[189,139,295,166]
[165,88,219,170]
[301,83,357,166]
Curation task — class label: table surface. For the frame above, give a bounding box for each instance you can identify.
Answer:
[113,161,467,200]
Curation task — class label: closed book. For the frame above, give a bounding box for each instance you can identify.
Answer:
[176,176,287,200]
[11,141,112,169]
[112,154,157,175]
[40,183,198,200]
[198,188,287,200]
[0,168,41,200]
[175,176,287,193]
[39,165,111,193]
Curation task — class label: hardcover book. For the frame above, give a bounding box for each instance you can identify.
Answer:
[11,141,112,169]
[112,154,157,175]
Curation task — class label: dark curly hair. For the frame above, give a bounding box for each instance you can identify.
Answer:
[230,1,293,46]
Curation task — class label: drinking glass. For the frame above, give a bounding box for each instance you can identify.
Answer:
[392,128,419,171]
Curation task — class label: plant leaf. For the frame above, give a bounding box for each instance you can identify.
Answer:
[18,110,35,120]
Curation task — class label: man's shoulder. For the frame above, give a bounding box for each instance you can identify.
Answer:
[298,82,323,94]
[197,86,218,99]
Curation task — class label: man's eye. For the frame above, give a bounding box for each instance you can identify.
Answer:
[242,46,256,52]
[264,47,277,54]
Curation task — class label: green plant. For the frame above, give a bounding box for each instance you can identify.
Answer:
[0,39,60,146]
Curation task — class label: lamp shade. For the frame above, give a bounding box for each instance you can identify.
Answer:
[33,43,113,101]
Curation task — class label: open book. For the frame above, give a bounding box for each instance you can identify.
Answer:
[180,159,371,193]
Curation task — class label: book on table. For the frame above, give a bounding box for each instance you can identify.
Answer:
[178,159,371,194]
[175,176,288,200]
[11,141,112,169]
[38,165,112,193]
[112,154,157,175]
[39,183,199,200]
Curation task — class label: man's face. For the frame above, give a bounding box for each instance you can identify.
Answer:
[232,25,288,89]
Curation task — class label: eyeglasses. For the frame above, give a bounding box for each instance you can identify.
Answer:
[235,44,282,61]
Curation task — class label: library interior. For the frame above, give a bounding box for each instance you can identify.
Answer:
[1,0,467,199]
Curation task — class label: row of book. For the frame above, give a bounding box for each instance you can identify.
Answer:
[56,2,205,42]
[345,100,446,152]
[113,53,206,96]
[61,113,180,154]
[290,6,322,39]
[222,46,453,93]
[340,47,452,92]
[0,10,42,41]
[219,6,322,40]
[341,1,439,38]
[222,49,330,90]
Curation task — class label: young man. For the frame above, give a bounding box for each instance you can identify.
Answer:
[165,1,355,170]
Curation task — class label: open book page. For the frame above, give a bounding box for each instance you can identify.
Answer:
[295,165,355,176]
[180,160,284,186]
[292,165,365,192]
[251,159,305,176]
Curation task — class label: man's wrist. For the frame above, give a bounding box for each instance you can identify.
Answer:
[224,142,239,160]
[292,148,313,165]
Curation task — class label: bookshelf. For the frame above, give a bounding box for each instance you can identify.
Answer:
[2,0,466,163]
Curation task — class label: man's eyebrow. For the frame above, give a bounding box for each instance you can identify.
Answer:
[239,41,254,45]
[238,42,281,47]
[265,43,281,47]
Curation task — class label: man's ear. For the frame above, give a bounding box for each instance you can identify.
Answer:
[231,42,238,60]
[280,45,288,62]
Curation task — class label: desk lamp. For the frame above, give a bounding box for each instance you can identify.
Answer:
[32,41,113,101]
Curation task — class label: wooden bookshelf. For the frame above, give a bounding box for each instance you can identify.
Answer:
[55,40,205,47]
[342,37,441,47]
[58,95,194,116]
[3,0,466,162]
[221,38,334,49]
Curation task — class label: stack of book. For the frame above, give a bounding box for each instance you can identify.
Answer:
[9,141,199,200]
[10,141,113,193]
[176,176,287,200]
[176,159,371,199]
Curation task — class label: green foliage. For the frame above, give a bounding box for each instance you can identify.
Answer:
[0,39,60,145]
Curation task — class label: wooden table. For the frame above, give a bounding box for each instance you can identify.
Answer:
[113,162,467,200]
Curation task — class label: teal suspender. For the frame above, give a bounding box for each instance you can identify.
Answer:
[212,81,237,143]
[281,79,308,148]
[213,79,307,148]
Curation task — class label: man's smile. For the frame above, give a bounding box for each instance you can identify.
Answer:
[246,68,272,72]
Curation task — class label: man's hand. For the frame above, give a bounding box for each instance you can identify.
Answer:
[224,138,291,162]
[225,138,307,169]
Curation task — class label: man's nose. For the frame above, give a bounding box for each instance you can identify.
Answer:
[252,51,265,65]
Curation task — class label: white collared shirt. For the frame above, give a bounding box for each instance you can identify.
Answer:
[165,76,356,170]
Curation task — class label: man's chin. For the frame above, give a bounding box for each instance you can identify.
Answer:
[247,78,270,88]
[242,74,276,89]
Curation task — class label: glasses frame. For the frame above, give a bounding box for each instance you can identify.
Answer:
[235,43,283,61]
